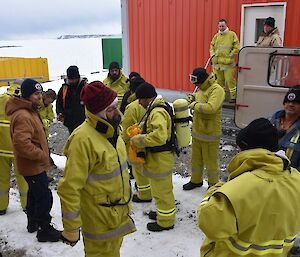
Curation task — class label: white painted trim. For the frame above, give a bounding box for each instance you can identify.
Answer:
[121,0,130,75]
[240,2,287,47]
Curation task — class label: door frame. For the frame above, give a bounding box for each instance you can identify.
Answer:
[240,2,287,47]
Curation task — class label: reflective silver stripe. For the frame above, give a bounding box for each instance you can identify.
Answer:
[88,161,128,181]
[62,210,80,220]
[129,159,142,166]
[215,45,232,50]
[207,171,219,179]
[139,135,146,148]
[137,184,151,191]
[198,104,204,113]
[192,132,221,141]
[19,191,28,197]
[82,221,135,240]
[0,120,10,126]
[157,207,176,217]
[0,190,9,196]
[141,168,172,178]
[226,235,297,255]
[192,167,203,174]
[286,131,300,159]
[0,150,14,158]
[174,105,189,112]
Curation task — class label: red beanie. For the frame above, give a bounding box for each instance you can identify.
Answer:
[80,81,117,114]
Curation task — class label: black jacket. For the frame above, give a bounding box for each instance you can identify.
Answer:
[56,78,87,133]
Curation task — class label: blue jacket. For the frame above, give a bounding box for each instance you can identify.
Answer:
[271,110,300,171]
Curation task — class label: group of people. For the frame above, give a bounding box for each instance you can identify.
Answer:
[0,17,299,257]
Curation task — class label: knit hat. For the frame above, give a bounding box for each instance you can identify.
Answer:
[67,65,80,79]
[129,72,141,81]
[236,118,278,151]
[21,79,43,99]
[135,82,157,99]
[109,61,120,70]
[264,17,275,28]
[190,68,209,84]
[80,81,117,114]
[130,77,145,92]
[283,86,300,104]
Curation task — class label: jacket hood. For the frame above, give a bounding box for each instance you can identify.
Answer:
[107,69,126,82]
[199,73,217,91]
[5,97,34,116]
[227,148,288,180]
[85,108,116,138]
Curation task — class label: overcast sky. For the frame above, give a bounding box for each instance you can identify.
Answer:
[0,0,122,40]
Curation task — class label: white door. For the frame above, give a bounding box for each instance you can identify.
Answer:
[241,3,286,47]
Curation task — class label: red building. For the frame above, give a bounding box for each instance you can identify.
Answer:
[121,0,300,91]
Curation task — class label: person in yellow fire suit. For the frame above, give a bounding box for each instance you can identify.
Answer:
[0,84,28,215]
[130,82,176,232]
[121,76,153,202]
[103,61,129,107]
[58,81,136,257]
[198,118,300,257]
[39,89,56,137]
[183,68,225,190]
[210,19,240,103]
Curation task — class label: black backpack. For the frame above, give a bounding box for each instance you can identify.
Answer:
[143,102,180,157]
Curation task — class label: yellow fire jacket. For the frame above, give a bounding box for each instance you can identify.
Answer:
[191,75,225,142]
[38,99,54,137]
[198,148,300,257]
[0,93,13,158]
[58,109,136,241]
[210,29,240,69]
[103,70,129,105]
[130,98,175,178]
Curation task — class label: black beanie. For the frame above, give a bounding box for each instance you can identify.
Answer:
[264,17,275,28]
[130,77,145,92]
[283,86,300,104]
[129,71,141,81]
[21,79,43,99]
[236,118,278,152]
[67,65,80,79]
[191,68,209,84]
[109,61,120,70]
[135,82,157,99]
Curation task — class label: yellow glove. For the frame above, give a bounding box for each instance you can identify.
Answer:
[127,123,142,138]
[61,229,80,247]
[186,94,195,104]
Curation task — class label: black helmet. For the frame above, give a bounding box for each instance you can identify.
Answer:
[190,68,209,84]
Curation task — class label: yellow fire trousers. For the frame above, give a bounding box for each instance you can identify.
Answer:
[214,67,237,100]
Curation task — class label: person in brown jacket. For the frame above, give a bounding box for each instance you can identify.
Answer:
[5,79,61,243]
[257,17,282,47]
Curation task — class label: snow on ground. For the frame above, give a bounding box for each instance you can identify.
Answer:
[1,155,206,257]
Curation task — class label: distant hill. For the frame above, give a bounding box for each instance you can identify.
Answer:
[57,34,119,39]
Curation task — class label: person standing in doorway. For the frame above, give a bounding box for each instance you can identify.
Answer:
[257,17,282,47]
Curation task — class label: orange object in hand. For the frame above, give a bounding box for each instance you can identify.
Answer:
[127,124,145,164]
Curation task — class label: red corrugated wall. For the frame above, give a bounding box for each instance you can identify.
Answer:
[127,0,300,91]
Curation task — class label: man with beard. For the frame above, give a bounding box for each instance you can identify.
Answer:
[6,79,61,242]
[56,65,87,134]
[58,81,136,256]
[104,61,129,107]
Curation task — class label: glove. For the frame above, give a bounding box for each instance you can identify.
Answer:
[186,94,195,104]
[189,101,197,111]
[61,229,80,247]
[58,113,64,123]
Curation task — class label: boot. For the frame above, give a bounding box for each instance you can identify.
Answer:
[183,181,203,191]
[37,223,61,242]
[289,246,300,257]
[27,218,39,233]
[0,209,6,215]
[132,194,152,203]
[148,211,157,220]
[147,222,174,232]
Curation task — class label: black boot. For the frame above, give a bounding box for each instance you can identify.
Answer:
[132,194,152,203]
[148,211,157,220]
[0,209,6,215]
[147,222,174,232]
[37,223,61,242]
[27,218,39,233]
[183,181,203,191]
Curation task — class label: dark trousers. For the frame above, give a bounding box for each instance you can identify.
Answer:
[24,171,53,226]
